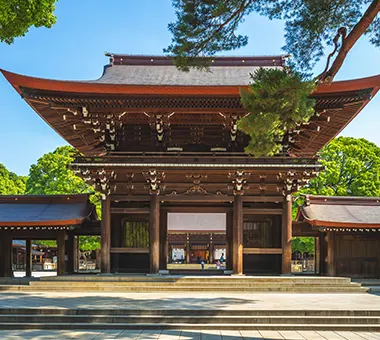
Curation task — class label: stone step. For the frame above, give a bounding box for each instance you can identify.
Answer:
[0,285,368,293]
[40,276,353,284]
[1,322,380,331]
[1,309,379,317]
[0,314,379,325]
[29,281,362,287]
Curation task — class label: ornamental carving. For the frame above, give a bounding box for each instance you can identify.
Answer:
[143,169,165,195]
[228,170,250,195]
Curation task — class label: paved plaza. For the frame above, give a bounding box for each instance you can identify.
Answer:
[0,291,379,338]
[0,291,380,310]
[0,329,379,339]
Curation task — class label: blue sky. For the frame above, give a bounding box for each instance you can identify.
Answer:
[0,0,379,175]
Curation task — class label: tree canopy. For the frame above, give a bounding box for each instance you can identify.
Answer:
[26,146,101,252]
[166,0,380,81]
[26,146,92,195]
[0,163,27,195]
[239,68,316,156]
[292,137,380,254]
[301,137,380,197]
[0,0,57,44]
[166,0,380,156]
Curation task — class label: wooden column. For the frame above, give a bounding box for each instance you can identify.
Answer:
[282,195,292,274]
[73,236,79,273]
[327,231,336,276]
[226,211,233,270]
[315,236,320,274]
[111,214,122,273]
[159,211,168,270]
[209,236,214,264]
[25,239,32,277]
[319,232,327,275]
[149,195,160,274]
[232,195,243,275]
[57,231,66,276]
[1,234,12,277]
[186,237,190,264]
[101,195,111,273]
[66,232,75,274]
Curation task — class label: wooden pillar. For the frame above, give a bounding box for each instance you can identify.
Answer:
[66,232,74,274]
[315,236,320,274]
[159,211,168,270]
[319,232,327,275]
[101,195,111,273]
[111,214,122,273]
[57,231,66,276]
[186,237,190,264]
[233,195,243,275]
[327,231,336,276]
[226,211,233,270]
[282,195,292,274]
[0,234,12,277]
[149,195,160,274]
[25,239,32,277]
[73,236,79,272]
[209,234,214,264]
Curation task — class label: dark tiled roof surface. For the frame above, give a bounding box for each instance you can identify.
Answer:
[299,195,380,226]
[0,195,95,226]
[93,65,280,86]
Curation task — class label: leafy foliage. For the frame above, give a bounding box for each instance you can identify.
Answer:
[301,137,380,196]
[0,164,27,194]
[292,137,380,254]
[166,0,380,74]
[79,236,101,252]
[239,68,316,156]
[26,146,91,195]
[0,0,57,44]
[33,240,57,248]
[292,237,315,255]
[26,146,101,251]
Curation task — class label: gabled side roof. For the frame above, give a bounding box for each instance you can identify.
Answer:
[297,195,380,228]
[0,194,97,227]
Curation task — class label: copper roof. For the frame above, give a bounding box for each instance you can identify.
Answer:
[1,54,380,157]
[298,195,380,228]
[0,194,97,227]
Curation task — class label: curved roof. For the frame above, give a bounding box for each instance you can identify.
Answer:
[298,195,380,228]
[1,54,380,156]
[0,194,97,227]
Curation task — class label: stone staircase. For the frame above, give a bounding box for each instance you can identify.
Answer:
[0,276,368,293]
[0,309,379,331]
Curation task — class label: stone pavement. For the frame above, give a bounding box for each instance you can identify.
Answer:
[0,329,379,339]
[0,291,380,310]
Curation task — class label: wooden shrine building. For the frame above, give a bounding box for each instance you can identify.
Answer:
[1,54,380,275]
[295,195,380,278]
[0,194,98,277]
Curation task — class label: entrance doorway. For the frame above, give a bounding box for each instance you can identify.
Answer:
[167,213,227,272]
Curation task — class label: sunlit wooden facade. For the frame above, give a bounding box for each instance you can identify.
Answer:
[2,54,380,275]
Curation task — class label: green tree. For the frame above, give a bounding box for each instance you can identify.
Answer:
[239,68,316,156]
[0,163,27,194]
[166,1,380,156]
[26,146,101,251]
[292,237,315,255]
[292,137,380,254]
[301,137,380,197]
[26,146,91,195]
[166,0,380,81]
[0,0,57,44]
